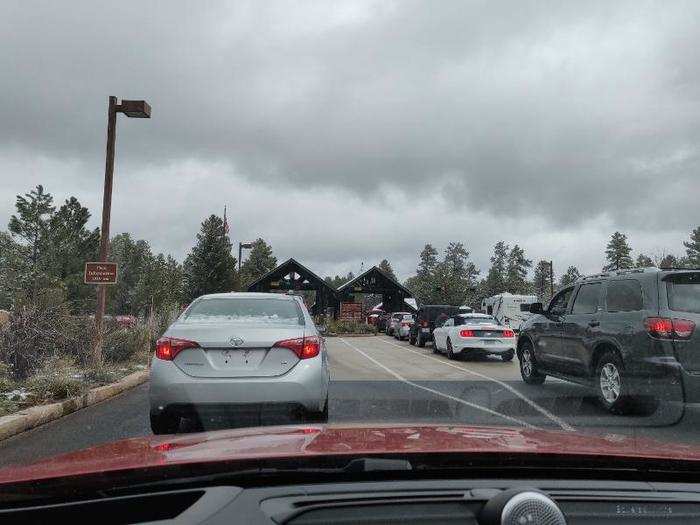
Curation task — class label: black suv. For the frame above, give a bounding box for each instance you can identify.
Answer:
[409,305,461,347]
[517,268,699,414]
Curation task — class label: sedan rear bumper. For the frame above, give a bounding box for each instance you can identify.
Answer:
[454,338,516,355]
[149,356,329,416]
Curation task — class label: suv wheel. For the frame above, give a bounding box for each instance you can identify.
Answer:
[595,351,630,414]
[417,332,426,347]
[519,341,546,385]
[409,332,416,345]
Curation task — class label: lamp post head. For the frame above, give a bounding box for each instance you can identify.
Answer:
[118,100,151,118]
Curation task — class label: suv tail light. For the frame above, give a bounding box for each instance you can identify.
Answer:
[645,317,696,340]
[273,336,321,359]
[155,337,200,361]
[502,329,515,338]
[459,329,475,338]
[421,320,428,328]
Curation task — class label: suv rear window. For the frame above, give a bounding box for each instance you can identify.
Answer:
[182,297,304,325]
[606,280,644,312]
[667,273,700,314]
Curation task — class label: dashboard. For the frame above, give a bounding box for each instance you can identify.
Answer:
[4,478,700,524]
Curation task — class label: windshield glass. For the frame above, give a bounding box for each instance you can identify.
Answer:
[182,297,303,325]
[3,0,700,494]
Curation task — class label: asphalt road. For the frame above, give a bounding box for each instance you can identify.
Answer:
[1,335,699,468]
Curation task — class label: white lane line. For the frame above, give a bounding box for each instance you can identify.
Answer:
[378,337,576,433]
[338,337,538,430]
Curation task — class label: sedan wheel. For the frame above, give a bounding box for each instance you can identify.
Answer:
[446,339,457,360]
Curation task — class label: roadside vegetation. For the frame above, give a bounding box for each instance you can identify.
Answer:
[325,320,378,336]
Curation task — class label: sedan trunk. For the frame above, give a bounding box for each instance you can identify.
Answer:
[166,322,306,378]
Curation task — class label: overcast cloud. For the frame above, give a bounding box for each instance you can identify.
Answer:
[1,0,699,280]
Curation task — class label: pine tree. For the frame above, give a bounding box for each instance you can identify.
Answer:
[484,241,509,296]
[433,242,480,305]
[533,260,553,303]
[505,244,532,294]
[411,244,439,302]
[108,234,151,314]
[559,266,581,287]
[635,254,654,268]
[603,232,633,271]
[8,185,56,297]
[45,197,100,311]
[240,238,277,286]
[417,244,438,277]
[183,215,238,301]
[378,259,397,280]
[684,226,700,267]
[0,233,23,309]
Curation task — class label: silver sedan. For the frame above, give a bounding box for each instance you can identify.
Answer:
[149,292,330,434]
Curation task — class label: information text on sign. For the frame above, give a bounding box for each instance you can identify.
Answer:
[84,262,118,285]
[339,302,363,322]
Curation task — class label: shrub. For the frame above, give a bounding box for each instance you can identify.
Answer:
[103,325,150,363]
[83,365,120,385]
[327,320,377,335]
[0,362,13,392]
[26,356,84,401]
[0,290,94,380]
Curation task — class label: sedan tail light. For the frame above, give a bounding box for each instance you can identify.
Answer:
[273,336,321,359]
[645,317,696,340]
[459,329,475,338]
[155,337,200,361]
[502,329,515,338]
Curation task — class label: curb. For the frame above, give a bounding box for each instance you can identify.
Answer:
[0,370,149,442]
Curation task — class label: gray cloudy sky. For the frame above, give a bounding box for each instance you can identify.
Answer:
[1,0,699,280]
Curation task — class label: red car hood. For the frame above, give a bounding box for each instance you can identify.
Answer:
[1,424,700,485]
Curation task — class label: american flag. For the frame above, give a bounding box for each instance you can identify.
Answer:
[223,205,230,234]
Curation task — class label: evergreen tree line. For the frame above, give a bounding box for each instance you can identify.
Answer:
[0,186,279,314]
[3,186,698,314]
[399,227,700,308]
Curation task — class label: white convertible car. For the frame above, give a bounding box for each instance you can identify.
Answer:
[432,313,516,361]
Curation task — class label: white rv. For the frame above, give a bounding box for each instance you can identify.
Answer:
[481,293,537,332]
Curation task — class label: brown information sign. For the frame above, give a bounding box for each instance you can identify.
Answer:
[339,302,362,322]
[84,262,118,285]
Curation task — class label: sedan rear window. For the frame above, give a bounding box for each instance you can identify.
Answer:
[182,298,304,325]
[667,274,700,314]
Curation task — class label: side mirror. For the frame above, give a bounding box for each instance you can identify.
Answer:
[528,302,544,314]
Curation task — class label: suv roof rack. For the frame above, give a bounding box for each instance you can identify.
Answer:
[580,273,610,281]
[659,266,700,271]
[578,267,655,282]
